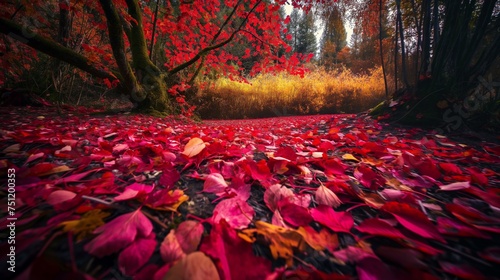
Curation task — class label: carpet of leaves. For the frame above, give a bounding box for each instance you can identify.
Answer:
[1,106,500,280]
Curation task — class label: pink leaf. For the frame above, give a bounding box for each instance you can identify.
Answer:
[315,184,342,208]
[118,234,156,276]
[84,209,153,258]
[310,205,353,233]
[160,230,185,263]
[175,220,204,254]
[46,190,76,206]
[264,184,294,212]
[203,173,228,194]
[382,202,445,243]
[114,183,154,201]
[212,197,254,229]
[438,181,470,191]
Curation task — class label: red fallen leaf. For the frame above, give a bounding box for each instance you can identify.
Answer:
[354,165,386,190]
[333,246,377,263]
[381,202,446,243]
[118,233,157,276]
[175,220,204,254]
[203,173,228,194]
[466,167,488,186]
[134,264,160,280]
[310,205,353,233]
[436,217,490,239]
[182,137,206,157]
[212,197,254,229]
[160,230,185,264]
[438,162,463,175]
[356,218,406,239]
[484,145,500,156]
[274,146,297,161]
[163,252,220,280]
[478,247,500,264]
[438,181,470,191]
[159,166,180,189]
[246,159,272,181]
[200,220,272,280]
[463,186,500,208]
[446,200,500,225]
[356,256,396,280]
[278,202,312,227]
[84,209,153,257]
[315,183,342,208]
[375,246,426,270]
[114,183,154,201]
[46,190,76,206]
[439,261,487,280]
[319,158,346,176]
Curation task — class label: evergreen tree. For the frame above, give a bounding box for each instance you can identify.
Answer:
[295,11,317,55]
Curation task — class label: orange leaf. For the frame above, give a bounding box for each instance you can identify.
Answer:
[181,137,206,157]
[163,252,220,280]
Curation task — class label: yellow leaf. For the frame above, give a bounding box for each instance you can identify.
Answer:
[240,221,306,267]
[342,153,359,162]
[38,165,72,176]
[181,137,206,158]
[60,209,110,241]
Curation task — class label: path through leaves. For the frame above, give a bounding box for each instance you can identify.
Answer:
[1,106,499,279]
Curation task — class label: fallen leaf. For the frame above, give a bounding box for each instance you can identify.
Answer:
[212,197,254,229]
[84,209,153,257]
[119,233,156,276]
[315,183,342,208]
[310,205,353,233]
[182,137,206,157]
[163,252,220,280]
[382,202,445,243]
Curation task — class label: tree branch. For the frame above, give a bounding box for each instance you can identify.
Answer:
[0,17,118,81]
[168,0,263,76]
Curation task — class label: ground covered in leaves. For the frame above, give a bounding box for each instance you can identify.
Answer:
[1,106,499,280]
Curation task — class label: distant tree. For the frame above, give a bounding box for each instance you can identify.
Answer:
[319,6,346,68]
[295,10,317,55]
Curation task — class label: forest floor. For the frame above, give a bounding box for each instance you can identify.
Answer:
[1,105,499,280]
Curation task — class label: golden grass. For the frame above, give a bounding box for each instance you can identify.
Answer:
[194,67,387,119]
